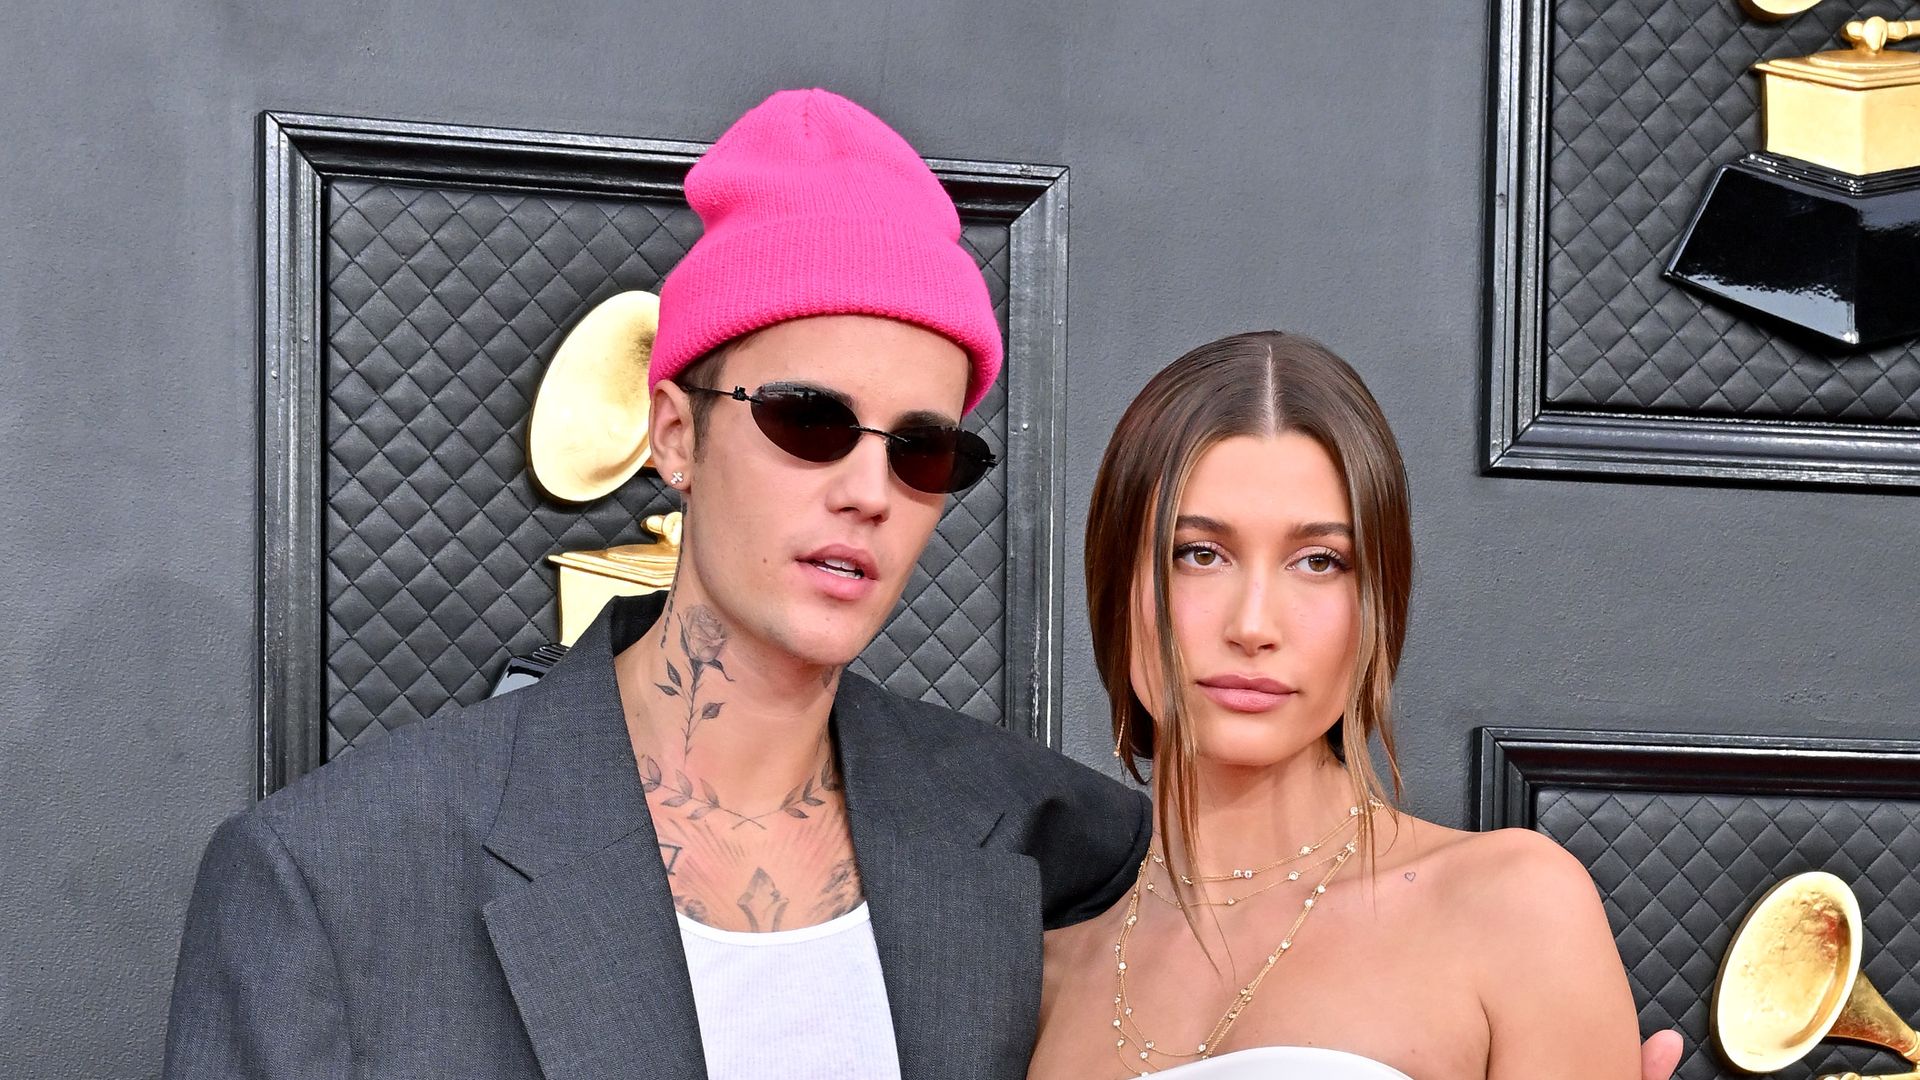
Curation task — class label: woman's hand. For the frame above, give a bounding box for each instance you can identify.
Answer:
[1639,1029,1682,1080]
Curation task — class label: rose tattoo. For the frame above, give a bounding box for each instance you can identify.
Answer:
[654,604,735,753]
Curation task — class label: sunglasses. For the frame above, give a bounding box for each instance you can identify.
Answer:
[682,383,997,495]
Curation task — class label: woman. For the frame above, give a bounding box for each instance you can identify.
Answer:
[1029,332,1644,1079]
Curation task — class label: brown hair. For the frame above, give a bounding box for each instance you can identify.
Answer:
[1084,330,1413,902]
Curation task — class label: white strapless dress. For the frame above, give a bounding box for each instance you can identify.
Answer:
[1140,1046,1413,1078]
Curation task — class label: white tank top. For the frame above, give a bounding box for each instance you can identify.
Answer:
[677,902,903,1080]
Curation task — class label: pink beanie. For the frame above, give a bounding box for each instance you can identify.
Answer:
[652,89,1004,414]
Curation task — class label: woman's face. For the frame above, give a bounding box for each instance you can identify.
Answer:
[1129,432,1361,769]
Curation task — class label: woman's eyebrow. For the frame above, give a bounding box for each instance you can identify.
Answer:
[1175,515,1353,540]
[1175,514,1233,535]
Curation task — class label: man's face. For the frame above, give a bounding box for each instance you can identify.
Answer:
[671,314,970,669]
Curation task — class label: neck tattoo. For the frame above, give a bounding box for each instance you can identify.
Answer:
[653,603,735,754]
[638,752,842,831]
[635,601,844,830]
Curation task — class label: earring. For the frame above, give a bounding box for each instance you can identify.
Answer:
[670,471,685,487]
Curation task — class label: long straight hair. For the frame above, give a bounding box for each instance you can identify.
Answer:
[1084,331,1413,904]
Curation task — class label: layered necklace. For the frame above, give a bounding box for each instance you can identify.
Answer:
[1108,802,1377,1074]
[1141,801,1376,909]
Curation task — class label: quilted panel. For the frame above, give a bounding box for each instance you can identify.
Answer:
[1539,789,1920,1079]
[324,180,1013,754]
[1543,0,1920,422]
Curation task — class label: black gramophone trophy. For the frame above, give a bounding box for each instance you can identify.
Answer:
[1667,4,1920,348]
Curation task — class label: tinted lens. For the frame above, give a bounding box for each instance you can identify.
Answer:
[749,389,861,462]
[889,426,995,494]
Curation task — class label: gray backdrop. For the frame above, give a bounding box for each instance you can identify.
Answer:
[2,1,1915,1076]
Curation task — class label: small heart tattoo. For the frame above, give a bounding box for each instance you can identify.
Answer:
[1403,871,1417,882]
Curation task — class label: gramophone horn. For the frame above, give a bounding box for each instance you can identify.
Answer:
[1713,871,1920,1075]
[528,290,660,503]
[1737,0,1824,20]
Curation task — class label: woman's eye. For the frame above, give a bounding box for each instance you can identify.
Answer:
[1295,551,1347,575]
[1174,544,1225,568]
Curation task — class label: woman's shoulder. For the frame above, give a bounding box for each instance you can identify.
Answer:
[1420,821,1585,870]
[1382,824,1640,1068]
[1445,826,1596,897]
[1385,821,1610,967]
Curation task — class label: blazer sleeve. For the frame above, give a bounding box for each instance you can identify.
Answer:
[1032,769,1152,931]
[161,811,353,1080]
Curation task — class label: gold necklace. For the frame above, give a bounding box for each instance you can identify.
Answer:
[1143,839,1356,908]
[1109,829,1359,1073]
[1148,799,1378,885]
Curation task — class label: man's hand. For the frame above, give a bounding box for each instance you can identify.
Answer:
[1640,1029,1683,1080]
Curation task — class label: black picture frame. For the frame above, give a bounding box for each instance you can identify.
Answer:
[1475,726,1920,829]
[1483,0,1920,490]
[1475,727,1920,1080]
[259,111,1071,797]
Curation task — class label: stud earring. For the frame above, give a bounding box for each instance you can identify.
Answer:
[670,471,685,487]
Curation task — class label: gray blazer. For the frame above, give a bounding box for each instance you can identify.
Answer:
[162,595,1150,1080]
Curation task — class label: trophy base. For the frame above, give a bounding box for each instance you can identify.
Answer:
[1665,153,1920,349]
[490,642,569,697]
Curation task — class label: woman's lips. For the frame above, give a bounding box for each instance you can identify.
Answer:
[1196,676,1297,713]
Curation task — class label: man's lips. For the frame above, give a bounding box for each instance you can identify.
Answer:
[797,544,878,581]
[796,544,880,601]
[1196,674,1297,713]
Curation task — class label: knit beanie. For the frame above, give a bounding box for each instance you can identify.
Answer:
[651,89,1004,414]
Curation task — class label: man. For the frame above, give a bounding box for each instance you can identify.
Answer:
[164,88,1145,1080]
[163,90,1684,1080]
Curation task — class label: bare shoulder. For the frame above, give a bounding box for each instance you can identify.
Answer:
[1363,819,1636,1076]
[1370,819,1606,941]
[1412,826,1620,987]
[1444,827,1602,913]
[1430,834,1637,1076]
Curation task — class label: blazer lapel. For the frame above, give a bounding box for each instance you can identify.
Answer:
[835,678,1046,1080]
[481,600,708,1080]
[476,598,1046,1080]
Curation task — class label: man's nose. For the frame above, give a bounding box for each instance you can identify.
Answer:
[829,432,893,522]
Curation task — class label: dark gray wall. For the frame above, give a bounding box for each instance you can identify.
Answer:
[3,1,1913,1075]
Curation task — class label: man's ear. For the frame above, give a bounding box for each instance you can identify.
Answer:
[650,380,697,484]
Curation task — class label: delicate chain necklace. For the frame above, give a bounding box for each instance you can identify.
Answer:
[1149,800,1378,885]
[1108,811,1366,1074]
[1143,839,1356,909]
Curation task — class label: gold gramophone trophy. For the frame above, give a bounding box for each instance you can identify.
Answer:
[525,289,682,647]
[1665,3,1920,348]
[1714,871,1920,1079]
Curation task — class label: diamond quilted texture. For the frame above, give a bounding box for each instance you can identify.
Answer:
[324,180,1014,754]
[1539,789,1920,1080]
[1543,0,1920,422]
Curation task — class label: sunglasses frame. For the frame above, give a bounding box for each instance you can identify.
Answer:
[679,383,998,495]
